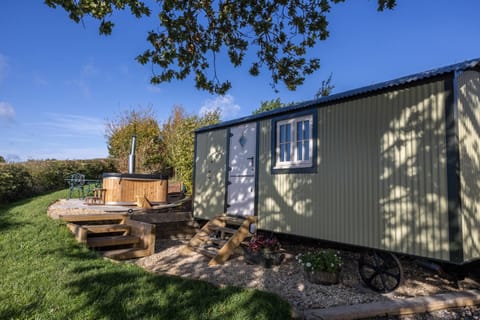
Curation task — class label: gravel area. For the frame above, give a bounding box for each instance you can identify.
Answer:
[136,239,480,318]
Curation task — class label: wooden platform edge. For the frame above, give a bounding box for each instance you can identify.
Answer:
[126,218,156,256]
[304,289,480,320]
[59,213,129,223]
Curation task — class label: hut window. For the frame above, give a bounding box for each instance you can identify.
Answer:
[274,115,313,169]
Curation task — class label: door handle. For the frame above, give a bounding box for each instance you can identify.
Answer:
[247,157,254,167]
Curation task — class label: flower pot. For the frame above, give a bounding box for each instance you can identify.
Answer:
[304,270,340,285]
[272,252,285,266]
[243,247,284,268]
[262,256,274,268]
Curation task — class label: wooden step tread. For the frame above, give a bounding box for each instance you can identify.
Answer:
[87,235,140,248]
[207,226,237,234]
[222,216,249,226]
[207,238,227,246]
[189,246,217,258]
[83,224,131,233]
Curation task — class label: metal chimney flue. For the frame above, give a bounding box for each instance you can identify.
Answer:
[128,135,136,174]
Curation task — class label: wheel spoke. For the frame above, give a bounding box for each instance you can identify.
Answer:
[360,262,377,271]
[383,270,400,279]
[366,271,379,283]
[380,273,388,291]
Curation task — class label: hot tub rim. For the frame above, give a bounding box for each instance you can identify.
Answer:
[102,172,169,180]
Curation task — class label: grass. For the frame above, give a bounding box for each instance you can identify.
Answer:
[0,190,292,320]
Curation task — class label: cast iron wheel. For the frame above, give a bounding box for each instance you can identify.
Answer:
[358,251,403,293]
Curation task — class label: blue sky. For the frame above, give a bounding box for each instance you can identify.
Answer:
[1,0,479,161]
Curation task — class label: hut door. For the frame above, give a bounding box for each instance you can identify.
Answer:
[226,123,256,217]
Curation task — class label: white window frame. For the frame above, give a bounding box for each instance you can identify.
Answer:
[274,115,313,169]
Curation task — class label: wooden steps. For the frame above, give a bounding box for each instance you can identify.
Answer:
[185,215,257,266]
[61,214,155,260]
[87,235,140,248]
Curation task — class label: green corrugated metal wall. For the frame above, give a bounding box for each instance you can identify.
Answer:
[458,70,480,261]
[258,79,451,261]
[193,129,227,219]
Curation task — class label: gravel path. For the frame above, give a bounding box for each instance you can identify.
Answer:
[136,239,480,317]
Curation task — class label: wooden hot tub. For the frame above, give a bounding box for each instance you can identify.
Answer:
[102,173,168,205]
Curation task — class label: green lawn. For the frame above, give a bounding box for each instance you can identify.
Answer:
[0,190,292,320]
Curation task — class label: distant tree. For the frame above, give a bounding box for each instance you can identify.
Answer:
[252,98,285,115]
[105,107,165,173]
[0,156,5,163]
[315,73,335,98]
[45,0,396,94]
[161,106,220,193]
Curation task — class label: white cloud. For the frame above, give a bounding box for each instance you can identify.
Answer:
[5,154,21,163]
[65,62,99,98]
[199,94,241,120]
[0,53,8,84]
[44,113,105,136]
[33,73,49,87]
[31,146,108,160]
[81,62,98,77]
[120,64,129,75]
[67,79,91,98]
[147,85,162,93]
[0,101,15,122]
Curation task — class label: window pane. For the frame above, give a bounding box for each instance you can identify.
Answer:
[280,124,285,143]
[304,141,309,160]
[286,124,291,142]
[297,142,302,160]
[280,144,284,162]
[285,143,291,161]
[297,122,303,141]
[304,120,310,140]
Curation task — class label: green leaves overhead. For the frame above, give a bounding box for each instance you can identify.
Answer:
[44,0,151,34]
[45,0,396,94]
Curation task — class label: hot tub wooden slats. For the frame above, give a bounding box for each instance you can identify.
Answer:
[103,176,168,205]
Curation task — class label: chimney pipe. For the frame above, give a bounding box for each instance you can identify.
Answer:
[128,135,136,174]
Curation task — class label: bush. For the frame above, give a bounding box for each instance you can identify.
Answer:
[0,164,33,203]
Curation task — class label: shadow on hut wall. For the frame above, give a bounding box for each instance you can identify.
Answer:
[193,129,228,218]
[457,72,480,261]
[257,76,463,263]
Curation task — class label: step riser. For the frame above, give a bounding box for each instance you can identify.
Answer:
[87,235,140,248]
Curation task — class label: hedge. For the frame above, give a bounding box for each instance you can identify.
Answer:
[0,159,117,204]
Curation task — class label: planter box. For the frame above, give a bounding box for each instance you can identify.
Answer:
[304,270,340,285]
